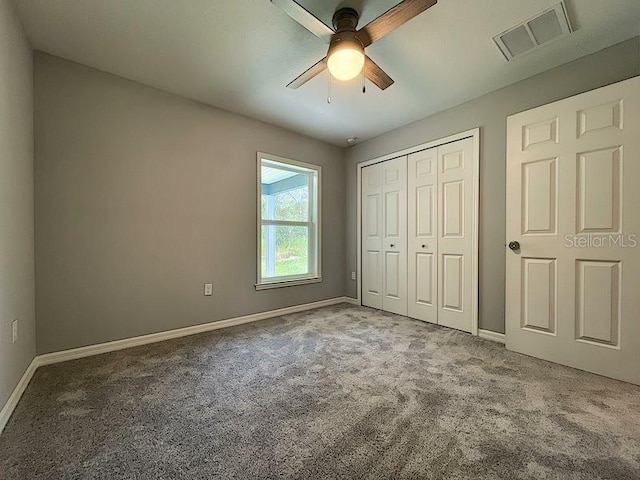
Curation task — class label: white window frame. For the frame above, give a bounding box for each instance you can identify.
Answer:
[256,152,322,290]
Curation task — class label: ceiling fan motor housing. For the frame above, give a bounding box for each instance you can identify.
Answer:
[332,7,360,33]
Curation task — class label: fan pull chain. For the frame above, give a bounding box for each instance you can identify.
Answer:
[362,67,366,94]
[327,73,332,104]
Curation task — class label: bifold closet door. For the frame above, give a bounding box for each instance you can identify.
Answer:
[362,163,383,309]
[408,139,474,332]
[362,157,408,315]
[363,140,474,330]
[408,148,438,323]
[381,156,408,315]
[437,138,474,332]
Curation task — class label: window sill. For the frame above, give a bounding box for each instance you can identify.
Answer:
[255,277,323,290]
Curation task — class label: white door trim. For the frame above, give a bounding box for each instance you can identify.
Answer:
[356,128,480,335]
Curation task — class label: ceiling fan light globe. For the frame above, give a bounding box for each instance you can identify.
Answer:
[327,41,365,81]
[327,49,365,81]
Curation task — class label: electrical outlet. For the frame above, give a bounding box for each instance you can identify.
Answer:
[12,319,18,344]
[351,271,356,281]
[204,283,213,296]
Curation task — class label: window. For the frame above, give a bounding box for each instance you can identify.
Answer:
[256,153,321,289]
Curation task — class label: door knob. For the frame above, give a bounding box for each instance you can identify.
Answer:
[421,244,427,249]
[390,244,395,248]
[508,241,520,251]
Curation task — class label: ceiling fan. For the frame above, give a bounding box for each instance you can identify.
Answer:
[272,0,438,91]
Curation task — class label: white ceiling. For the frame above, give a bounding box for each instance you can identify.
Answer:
[11,0,640,146]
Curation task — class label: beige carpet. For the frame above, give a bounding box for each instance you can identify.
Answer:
[1,303,639,479]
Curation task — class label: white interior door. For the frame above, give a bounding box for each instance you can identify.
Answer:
[382,156,408,315]
[408,148,438,323]
[506,77,640,385]
[438,138,475,333]
[361,163,383,310]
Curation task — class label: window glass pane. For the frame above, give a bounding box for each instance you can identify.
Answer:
[258,156,320,285]
[275,185,308,221]
[261,225,309,278]
[261,179,309,222]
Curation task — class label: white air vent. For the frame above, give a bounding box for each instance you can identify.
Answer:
[493,2,572,61]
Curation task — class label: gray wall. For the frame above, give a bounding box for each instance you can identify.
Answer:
[29,37,640,354]
[34,53,345,354]
[0,0,35,408]
[344,37,640,334]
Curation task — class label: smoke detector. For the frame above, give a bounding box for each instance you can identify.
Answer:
[493,2,572,61]
[346,137,358,147]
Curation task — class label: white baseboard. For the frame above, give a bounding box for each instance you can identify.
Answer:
[38,296,354,367]
[0,357,39,436]
[478,329,506,344]
[342,297,360,305]
[0,296,358,436]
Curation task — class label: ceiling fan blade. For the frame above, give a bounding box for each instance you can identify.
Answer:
[271,0,334,42]
[364,56,394,90]
[356,0,437,47]
[287,57,328,89]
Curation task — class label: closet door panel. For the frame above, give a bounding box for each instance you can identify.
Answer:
[438,138,474,332]
[361,163,383,309]
[408,148,438,323]
[382,156,408,315]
